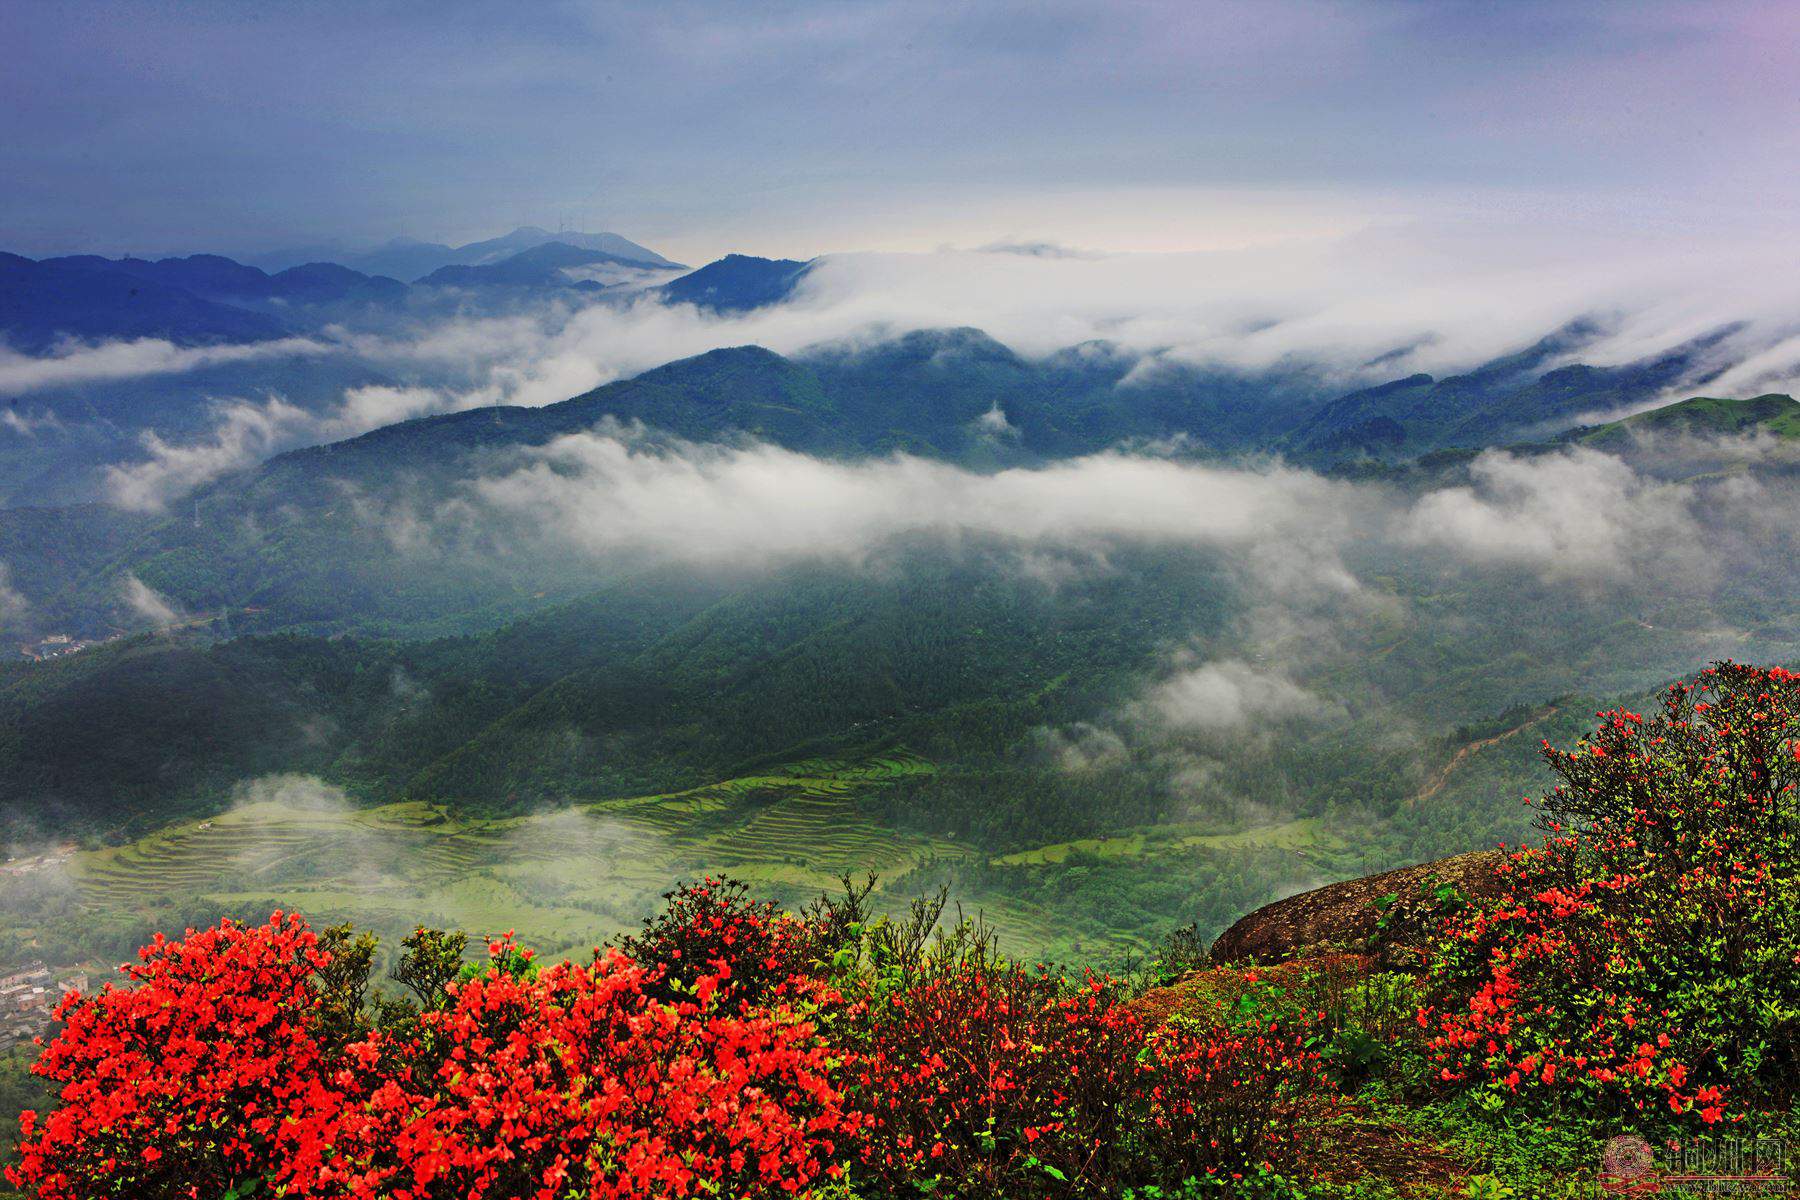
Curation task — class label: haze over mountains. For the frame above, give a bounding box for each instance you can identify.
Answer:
[2,218,1798,968]
[0,227,694,349]
[320,226,684,280]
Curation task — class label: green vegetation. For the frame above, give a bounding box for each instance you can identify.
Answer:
[5,528,1796,976]
[39,754,943,965]
[1575,392,1800,448]
[20,749,1358,969]
[13,336,1770,644]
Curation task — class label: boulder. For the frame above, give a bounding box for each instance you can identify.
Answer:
[1209,850,1508,965]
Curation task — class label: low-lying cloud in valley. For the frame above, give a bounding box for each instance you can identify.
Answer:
[1402,448,1705,583]
[0,336,333,395]
[466,430,1366,576]
[404,427,1797,601]
[1145,658,1335,736]
[10,214,1800,515]
[120,573,181,629]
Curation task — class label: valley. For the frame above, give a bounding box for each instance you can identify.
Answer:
[6,8,1800,1194]
[26,748,1360,970]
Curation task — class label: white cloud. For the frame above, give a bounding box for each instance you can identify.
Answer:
[23,217,1800,430]
[104,398,315,511]
[0,563,28,625]
[1034,722,1130,771]
[1401,448,1702,581]
[100,384,455,511]
[464,430,1362,582]
[0,336,331,396]
[120,574,180,629]
[1145,659,1331,734]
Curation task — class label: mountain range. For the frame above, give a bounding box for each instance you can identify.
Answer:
[330,226,682,280]
[2,232,1798,983]
[0,323,1791,651]
[0,229,697,351]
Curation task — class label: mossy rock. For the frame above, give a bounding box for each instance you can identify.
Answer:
[1209,850,1508,965]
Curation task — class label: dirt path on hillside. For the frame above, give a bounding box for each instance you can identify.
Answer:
[1409,704,1558,807]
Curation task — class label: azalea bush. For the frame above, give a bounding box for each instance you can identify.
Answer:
[5,874,1330,1199]
[319,936,853,1200]
[7,911,358,1200]
[617,875,823,1005]
[9,919,851,1200]
[1420,662,1800,1126]
[846,958,1321,1198]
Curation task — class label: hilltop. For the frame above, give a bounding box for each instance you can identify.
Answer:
[1571,391,1800,448]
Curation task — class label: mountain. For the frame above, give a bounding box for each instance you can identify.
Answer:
[343,227,680,280]
[0,334,1327,638]
[1570,392,1800,448]
[259,262,408,304]
[454,227,680,269]
[19,328,1784,642]
[35,252,407,307]
[415,241,679,289]
[0,545,1205,830]
[656,254,815,313]
[0,252,288,352]
[0,349,398,507]
[1282,323,1738,465]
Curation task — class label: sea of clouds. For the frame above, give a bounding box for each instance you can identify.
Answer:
[3,216,1800,511]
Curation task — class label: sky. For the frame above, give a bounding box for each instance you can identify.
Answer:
[3,0,1798,262]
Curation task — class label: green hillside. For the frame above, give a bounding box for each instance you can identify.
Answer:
[1574,391,1800,448]
[9,327,1769,646]
[1282,322,1740,465]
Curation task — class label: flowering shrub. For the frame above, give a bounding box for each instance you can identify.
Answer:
[846,959,1321,1197]
[1135,1015,1320,1183]
[618,876,823,1005]
[7,912,353,1200]
[320,936,852,1200]
[8,880,1329,1198]
[1421,663,1800,1125]
[10,919,851,1200]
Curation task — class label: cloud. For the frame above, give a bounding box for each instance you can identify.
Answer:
[0,337,331,396]
[104,398,316,510]
[229,773,353,813]
[1144,659,1333,734]
[0,408,63,437]
[10,211,1800,522]
[0,564,28,625]
[1034,722,1130,771]
[974,402,1017,437]
[211,773,670,952]
[1401,448,1702,581]
[462,429,1364,584]
[121,574,180,629]
[99,383,455,511]
[26,217,1800,422]
[400,418,1800,613]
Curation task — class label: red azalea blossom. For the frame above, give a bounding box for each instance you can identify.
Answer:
[1420,663,1800,1127]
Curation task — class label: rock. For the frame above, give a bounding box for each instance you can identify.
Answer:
[1129,952,1373,1028]
[1209,850,1508,965]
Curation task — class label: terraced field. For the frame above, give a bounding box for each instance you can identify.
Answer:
[990,817,1340,866]
[69,752,955,961]
[58,751,1337,968]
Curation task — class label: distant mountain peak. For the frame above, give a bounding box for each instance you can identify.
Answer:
[656,254,815,313]
[414,240,683,289]
[329,228,682,281]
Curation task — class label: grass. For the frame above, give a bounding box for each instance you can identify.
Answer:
[68,751,954,962]
[991,818,1339,866]
[59,748,1348,969]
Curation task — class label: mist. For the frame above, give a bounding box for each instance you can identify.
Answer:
[7,215,1800,513]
